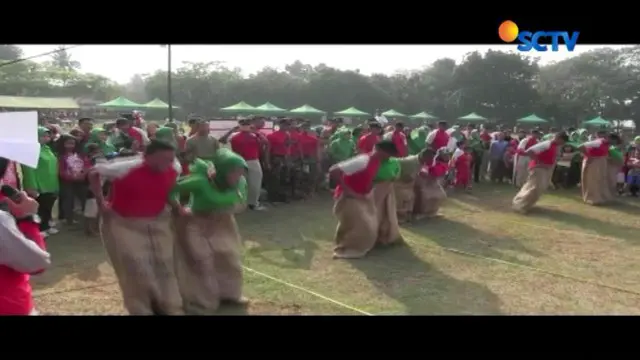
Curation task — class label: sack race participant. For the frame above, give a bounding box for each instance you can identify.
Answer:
[372,157,403,246]
[329,140,398,259]
[512,132,568,213]
[579,131,611,206]
[513,130,540,187]
[171,148,248,314]
[88,140,184,315]
[413,149,448,220]
[395,154,422,223]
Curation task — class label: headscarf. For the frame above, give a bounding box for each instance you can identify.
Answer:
[408,126,428,155]
[212,148,248,190]
[154,127,177,148]
[85,127,117,154]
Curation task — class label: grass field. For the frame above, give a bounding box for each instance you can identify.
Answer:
[31,184,640,315]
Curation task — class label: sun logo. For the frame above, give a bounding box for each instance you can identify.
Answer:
[498,20,519,43]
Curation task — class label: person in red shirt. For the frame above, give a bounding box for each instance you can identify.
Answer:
[299,122,321,197]
[578,130,612,205]
[512,131,568,213]
[358,120,382,153]
[425,121,451,152]
[453,145,473,190]
[390,122,409,157]
[266,119,292,203]
[88,140,184,315]
[288,122,305,199]
[0,191,51,315]
[230,118,268,210]
[329,140,398,259]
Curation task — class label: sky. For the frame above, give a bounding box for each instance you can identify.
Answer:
[19,45,633,84]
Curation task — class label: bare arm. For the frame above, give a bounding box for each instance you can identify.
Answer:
[0,211,51,273]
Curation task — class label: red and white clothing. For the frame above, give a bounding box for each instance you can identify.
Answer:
[582,138,609,158]
[420,161,448,178]
[94,157,181,218]
[425,129,450,151]
[516,136,538,155]
[452,150,472,187]
[0,211,50,315]
[527,140,558,168]
[334,154,381,198]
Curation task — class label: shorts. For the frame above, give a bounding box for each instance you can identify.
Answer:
[84,199,98,218]
[626,175,640,186]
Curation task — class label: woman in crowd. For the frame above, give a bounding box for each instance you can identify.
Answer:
[22,127,60,237]
[171,148,248,313]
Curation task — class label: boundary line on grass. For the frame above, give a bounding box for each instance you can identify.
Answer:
[243,266,372,315]
[34,266,372,316]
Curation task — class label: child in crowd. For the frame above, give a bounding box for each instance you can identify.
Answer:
[625,147,640,197]
[56,135,87,226]
[83,143,107,236]
[453,145,473,190]
[553,144,580,189]
[503,143,516,184]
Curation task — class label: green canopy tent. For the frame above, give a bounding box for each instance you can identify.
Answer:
[289,104,326,116]
[517,113,547,124]
[408,111,437,120]
[142,98,180,109]
[457,112,488,122]
[97,96,143,108]
[255,102,287,115]
[583,116,611,127]
[334,106,370,117]
[381,109,407,118]
[220,101,257,114]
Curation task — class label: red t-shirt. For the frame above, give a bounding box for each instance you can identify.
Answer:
[267,130,290,156]
[583,138,609,158]
[527,140,558,168]
[392,130,408,157]
[358,134,380,153]
[110,162,178,217]
[289,130,303,158]
[230,131,261,161]
[430,129,450,150]
[299,132,319,157]
[334,154,381,198]
[127,128,143,147]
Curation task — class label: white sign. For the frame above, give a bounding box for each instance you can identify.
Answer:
[0,111,40,168]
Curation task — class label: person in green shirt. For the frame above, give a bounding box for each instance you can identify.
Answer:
[22,127,60,236]
[170,148,248,314]
[329,131,355,163]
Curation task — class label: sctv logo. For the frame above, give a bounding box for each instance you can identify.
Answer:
[498,20,579,52]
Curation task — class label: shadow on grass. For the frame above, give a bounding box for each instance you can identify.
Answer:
[349,245,502,315]
[526,208,640,244]
[239,196,333,270]
[31,229,105,291]
[405,218,543,266]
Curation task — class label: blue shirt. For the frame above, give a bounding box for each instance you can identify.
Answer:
[490,140,508,160]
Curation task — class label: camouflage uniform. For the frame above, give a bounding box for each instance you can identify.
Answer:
[266,155,290,202]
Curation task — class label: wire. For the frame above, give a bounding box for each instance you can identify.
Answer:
[0,45,82,69]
